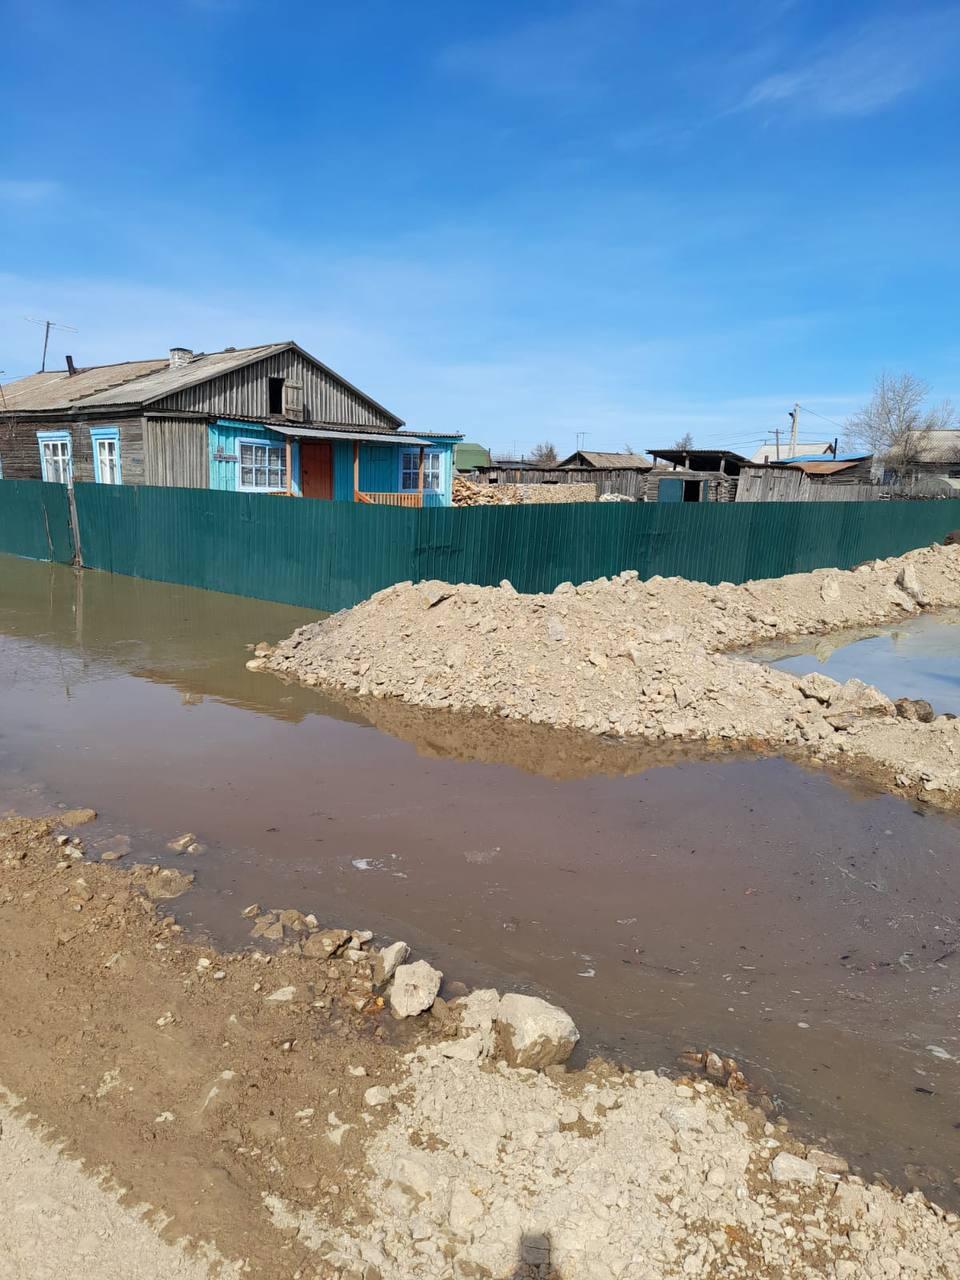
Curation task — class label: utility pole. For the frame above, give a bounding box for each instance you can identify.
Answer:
[773,427,781,461]
[25,317,78,372]
[788,402,800,457]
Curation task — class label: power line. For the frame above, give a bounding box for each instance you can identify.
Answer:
[797,404,846,432]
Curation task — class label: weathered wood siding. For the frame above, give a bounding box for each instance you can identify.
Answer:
[144,417,208,488]
[0,419,140,483]
[737,467,878,502]
[151,350,398,429]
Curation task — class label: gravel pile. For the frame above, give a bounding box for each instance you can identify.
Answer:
[270,1030,960,1280]
[262,543,960,808]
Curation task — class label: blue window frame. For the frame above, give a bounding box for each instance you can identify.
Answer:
[90,426,122,484]
[37,430,73,484]
[400,448,442,492]
[237,438,287,491]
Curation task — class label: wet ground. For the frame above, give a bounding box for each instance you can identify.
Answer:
[1,554,959,1205]
[752,609,960,715]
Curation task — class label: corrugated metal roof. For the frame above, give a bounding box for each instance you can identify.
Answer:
[0,342,406,429]
[0,360,168,411]
[77,344,290,406]
[557,450,652,468]
[786,459,860,476]
[749,440,832,463]
[778,451,870,464]
[903,429,960,461]
[269,424,433,446]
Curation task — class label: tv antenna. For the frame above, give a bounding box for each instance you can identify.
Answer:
[576,430,590,451]
[24,317,78,372]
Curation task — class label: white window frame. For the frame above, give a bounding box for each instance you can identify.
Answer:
[400,448,442,493]
[90,426,122,484]
[237,437,287,492]
[37,431,73,484]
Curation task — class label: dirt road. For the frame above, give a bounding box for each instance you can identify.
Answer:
[2,810,959,1279]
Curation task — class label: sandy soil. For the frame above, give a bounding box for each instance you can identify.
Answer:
[2,810,959,1279]
[263,543,960,811]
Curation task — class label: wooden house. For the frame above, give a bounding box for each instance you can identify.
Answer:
[0,342,459,507]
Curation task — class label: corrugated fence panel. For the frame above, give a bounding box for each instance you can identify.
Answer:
[0,479,74,563]
[0,479,949,611]
[73,483,418,612]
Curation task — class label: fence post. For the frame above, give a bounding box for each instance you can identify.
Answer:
[65,480,83,567]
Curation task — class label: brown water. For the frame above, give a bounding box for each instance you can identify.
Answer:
[2,554,959,1204]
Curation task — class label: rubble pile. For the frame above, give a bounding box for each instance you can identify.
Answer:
[263,543,960,808]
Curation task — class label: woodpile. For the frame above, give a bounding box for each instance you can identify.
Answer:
[452,476,518,506]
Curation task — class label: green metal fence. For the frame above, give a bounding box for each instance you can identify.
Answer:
[0,479,74,564]
[3,479,960,611]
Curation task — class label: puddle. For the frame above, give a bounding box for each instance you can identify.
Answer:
[750,609,960,714]
[2,555,960,1205]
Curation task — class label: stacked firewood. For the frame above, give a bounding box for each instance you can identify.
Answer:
[452,476,519,506]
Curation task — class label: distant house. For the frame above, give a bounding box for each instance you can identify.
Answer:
[749,440,834,465]
[770,452,873,483]
[0,342,459,507]
[556,450,652,470]
[454,441,493,472]
[881,430,960,493]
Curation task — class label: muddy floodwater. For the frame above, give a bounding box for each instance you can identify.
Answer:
[752,609,960,715]
[2,554,959,1205]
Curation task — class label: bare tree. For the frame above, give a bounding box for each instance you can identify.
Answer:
[673,432,694,451]
[622,443,635,455]
[845,372,956,477]
[529,441,559,466]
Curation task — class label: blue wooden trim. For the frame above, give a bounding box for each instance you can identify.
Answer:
[397,445,444,496]
[89,426,122,484]
[36,429,72,483]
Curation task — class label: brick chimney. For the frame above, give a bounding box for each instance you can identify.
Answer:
[169,347,193,369]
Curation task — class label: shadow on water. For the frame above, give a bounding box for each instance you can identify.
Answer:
[2,555,960,1208]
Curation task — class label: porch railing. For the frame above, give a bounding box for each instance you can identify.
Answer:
[356,491,423,508]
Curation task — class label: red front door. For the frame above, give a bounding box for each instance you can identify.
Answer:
[300,442,333,499]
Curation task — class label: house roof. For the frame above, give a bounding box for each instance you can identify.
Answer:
[775,452,870,465]
[648,447,748,464]
[454,442,493,470]
[749,440,833,463]
[0,341,404,427]
[785,459,862,476]
[557,450,652,469]
[901,429,960,461]
[0,359,169,411]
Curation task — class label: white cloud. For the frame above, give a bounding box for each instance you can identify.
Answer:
[738,12,960,118]
[0,179,61,204]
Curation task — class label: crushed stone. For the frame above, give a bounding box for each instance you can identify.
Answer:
[266,543,960,809]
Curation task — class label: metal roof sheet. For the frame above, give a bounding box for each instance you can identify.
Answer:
[0,360,168,411]
[786,459,861,476]
[269,424,433,446]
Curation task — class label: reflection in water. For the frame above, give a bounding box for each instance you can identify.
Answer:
[2,555,960,1206]
[751,609,960,714]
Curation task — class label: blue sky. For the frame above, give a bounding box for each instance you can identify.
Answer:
[2,0,958,456]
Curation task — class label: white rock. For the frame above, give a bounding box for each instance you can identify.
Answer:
[389,960,442,1018]
[375,940,411,985]
[495,993,579,1069]
[438,1032,484,1062]
[897,563,929,605]
[364,1085,391,1108]
[449,1187,484,1235]
[264,986,297,1002]
[770,1152,818,1185]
